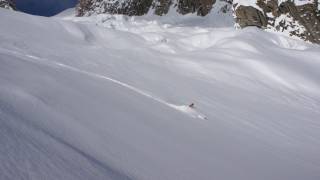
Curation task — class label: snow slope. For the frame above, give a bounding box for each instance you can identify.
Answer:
[1,8,320,180]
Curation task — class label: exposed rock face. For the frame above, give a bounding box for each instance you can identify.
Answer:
[77,0,215,16]
[177,0,215,16]
[77,0,320,43]
[77,0,153,16]
[0,0,16,10]
[278,1,320,43]
[234,0,320,43]
[235,5,267,27]
[153,0,172,15]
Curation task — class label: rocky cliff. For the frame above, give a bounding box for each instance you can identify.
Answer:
[77,0,217,16]
[234,0,320,43]
[0,0,16,10]
[77,0,320,43]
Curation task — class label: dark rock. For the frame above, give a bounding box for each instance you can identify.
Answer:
[153,0,172,16]
[77,0,215,16]
[282,2,320,43]
[76,0,93,16]
[235,5,268,28]
[177,0,215,16]
[0,0,16,10]
[234,0,320,43]
[77,0,153,16]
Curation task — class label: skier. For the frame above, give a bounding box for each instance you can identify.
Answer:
[189,103,195,108]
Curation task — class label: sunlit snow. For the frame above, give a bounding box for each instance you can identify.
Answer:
[1,7,320,180]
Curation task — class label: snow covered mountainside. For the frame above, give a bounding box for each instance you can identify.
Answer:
[1,8,320,180]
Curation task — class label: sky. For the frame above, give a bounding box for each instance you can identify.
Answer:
[15,0,78,16]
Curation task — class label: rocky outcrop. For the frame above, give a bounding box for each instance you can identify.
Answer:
[77,0,320,43]
[234,0,320,43]
[77,0,215,16]
[235,5,267,28]
[153,0,172,15]
[0,0,16,10]
[77,0,153,16]
[278,1,320,43]
[177,0,215,16]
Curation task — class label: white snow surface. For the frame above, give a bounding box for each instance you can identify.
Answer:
[1,8,320,180]
[233,0,263,11]
[294,0,315,6]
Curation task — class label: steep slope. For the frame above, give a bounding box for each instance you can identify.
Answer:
[1,8,320,180]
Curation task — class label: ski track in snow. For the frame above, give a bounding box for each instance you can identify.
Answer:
[0,48,207,120]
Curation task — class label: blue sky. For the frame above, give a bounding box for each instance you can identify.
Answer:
[15,0,78,16]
